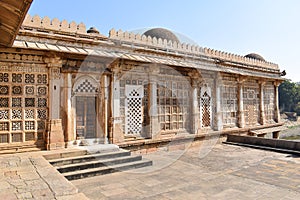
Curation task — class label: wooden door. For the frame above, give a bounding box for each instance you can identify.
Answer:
[76,96,96,139]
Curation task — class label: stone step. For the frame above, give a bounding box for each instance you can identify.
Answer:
[56,155,143,173]
[49,149,131,167]
[62,159,153,180]
[43,150,88,160]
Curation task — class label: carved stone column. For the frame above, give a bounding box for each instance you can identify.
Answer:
[274,81,281,123]
[109,67,124,143]
[148,67,160,138]
[190,76,200,134]
[213,72,223,131]
[237,76,246,128]
[259,80,266,125]
[103,74,110,144]
[45,56,64,150]
[64,73,74,147]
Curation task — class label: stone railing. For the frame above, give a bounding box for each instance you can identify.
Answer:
[109,28,279,70]
[22,14,87,34]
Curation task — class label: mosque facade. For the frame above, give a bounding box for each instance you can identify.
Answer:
[0,1,284,152]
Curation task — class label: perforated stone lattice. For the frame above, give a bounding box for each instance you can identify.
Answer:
[125,88,143,135]
[0,86,9,95]
[201,91,211,127]
[0,110,9,120]
[75,79,97,93]
[0,70,48,143]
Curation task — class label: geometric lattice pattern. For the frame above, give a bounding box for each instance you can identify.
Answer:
[0,122,9,131]
[243,81,260,126]
[37,74,47,84]
[12,73,22,83]
[0,71,48,143]
[0,110,9,120]
[37,86,47,96]
[25,98,35,107]
[25,86,35,95]
[25,74,35,84]
[0,85,9,95]
[74,79,97,93]
[37,109,47,119]
[126,89,143,134]
[12,98,22,107]
[25,109,34,119]
[264,83,275,123]
[0,73,9,82]
[37,98,47,107]
[12,121,22,131]
[12,109,22,119]
[201,91,211,127]
[12,86,22,95]
[157,76,190,131]
[0,98,9,107]
[25,121,35,130]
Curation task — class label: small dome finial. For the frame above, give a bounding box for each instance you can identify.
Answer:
[87,27,99,34]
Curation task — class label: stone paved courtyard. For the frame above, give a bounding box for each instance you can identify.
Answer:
[72,143,300,200]
[1,142,300,200]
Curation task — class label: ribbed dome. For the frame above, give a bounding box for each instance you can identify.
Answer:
[245,53,265,61]
[143,28,180,43]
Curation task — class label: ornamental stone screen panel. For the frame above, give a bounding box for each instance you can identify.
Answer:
[0,66,48,144]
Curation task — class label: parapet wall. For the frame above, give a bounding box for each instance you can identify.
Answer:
[20,15,280,71]
[109,29,279,71]
[22,14,87,35]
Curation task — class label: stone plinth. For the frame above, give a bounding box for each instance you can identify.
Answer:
[46,119,65,150]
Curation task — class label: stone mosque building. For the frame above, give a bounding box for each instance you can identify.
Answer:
[0,0,284,152]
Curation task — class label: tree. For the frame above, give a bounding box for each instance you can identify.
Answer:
[279,80,300,113]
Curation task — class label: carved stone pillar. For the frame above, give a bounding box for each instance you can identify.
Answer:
[191,77,199,134]
[45,56,64,150]
[109,68,123,143]
[149,68,160,138]
[64,73,74,146]
[213,73,223,131]
[259,80,266,125]
[274,81,281,123]
[237,76,246,128]
[103,74,110,144]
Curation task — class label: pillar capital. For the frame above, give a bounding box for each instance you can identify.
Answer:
[258,80,266,86]
[274,80,281,87]
[44,56,62,68]
[238,76,247,84]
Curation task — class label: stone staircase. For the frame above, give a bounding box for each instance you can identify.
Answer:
[44,145,152,181]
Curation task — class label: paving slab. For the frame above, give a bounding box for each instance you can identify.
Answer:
[0,150,88,200]
[72,144,300,199]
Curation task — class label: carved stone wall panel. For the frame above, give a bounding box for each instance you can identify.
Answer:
[0,66,48,144]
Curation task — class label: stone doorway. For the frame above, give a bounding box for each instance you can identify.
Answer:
[76,96,97,139]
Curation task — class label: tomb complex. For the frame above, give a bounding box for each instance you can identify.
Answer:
[0,0,284,152]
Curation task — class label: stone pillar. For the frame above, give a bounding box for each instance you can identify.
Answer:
[274,81,281,123]
[104,74,110,144]
[45,56,65,150]
[213,73,223,131]
[64,73,75,146]
[148,66,160,138]
[237,76,246,128]
[259,80,266,125]
[109,68,124,143]
[191,77,199,134]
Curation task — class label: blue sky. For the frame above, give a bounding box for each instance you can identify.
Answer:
[28,0,300,82]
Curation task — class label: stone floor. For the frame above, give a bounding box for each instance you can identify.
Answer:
[72,143,300,200]
[1,142,300,200]
[0,149,88,200]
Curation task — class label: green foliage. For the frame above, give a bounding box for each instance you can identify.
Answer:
[279,80,300,113]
